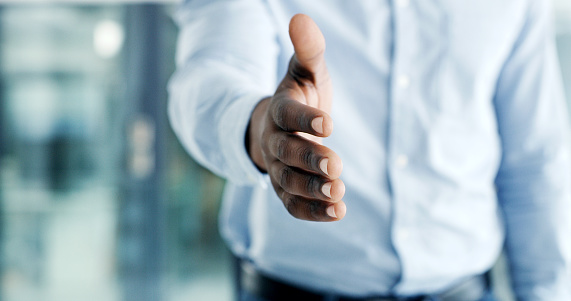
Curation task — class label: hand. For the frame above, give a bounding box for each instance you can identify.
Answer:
[247,14,346,222]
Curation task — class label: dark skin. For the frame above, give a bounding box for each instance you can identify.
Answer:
[247,14,346,222]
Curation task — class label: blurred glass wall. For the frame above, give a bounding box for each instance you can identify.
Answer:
[0,3,230,301]
[0,2,569,301]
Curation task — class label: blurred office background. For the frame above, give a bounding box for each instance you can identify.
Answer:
[0,1,569,301]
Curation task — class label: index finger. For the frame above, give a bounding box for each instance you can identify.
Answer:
[270,97,333,137]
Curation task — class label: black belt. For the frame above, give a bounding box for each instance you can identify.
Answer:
[237,259,489,301]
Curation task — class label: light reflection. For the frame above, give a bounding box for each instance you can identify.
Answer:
[93,19,124,59]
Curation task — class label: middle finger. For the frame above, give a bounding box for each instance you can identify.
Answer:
[269,160,345,201]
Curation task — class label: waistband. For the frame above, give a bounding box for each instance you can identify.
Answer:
[237,259,489,301]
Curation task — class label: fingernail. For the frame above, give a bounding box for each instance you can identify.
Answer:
[311,117,323,134]
[319,158,328,176]
[326,205,337,218]
[322,182,332,198]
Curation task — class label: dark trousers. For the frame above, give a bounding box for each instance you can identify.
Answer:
[233,256,497,301]
[238,290,497,301]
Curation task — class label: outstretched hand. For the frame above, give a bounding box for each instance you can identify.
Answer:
[247,14,346,222]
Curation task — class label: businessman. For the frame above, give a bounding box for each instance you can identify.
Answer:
[169,1,571,300]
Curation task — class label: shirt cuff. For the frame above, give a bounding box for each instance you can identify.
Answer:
[218,92,270,187]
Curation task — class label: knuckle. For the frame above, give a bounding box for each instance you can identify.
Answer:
[298,146,315,168]
[275,135,289,160]
[305,49,326,65]
[295,112,311,132]
[289,69,314,88]
[309,201,321,220]
[279,165,293,189]
[271,100,288,128]
[314,66,331,88]
[271,97,313,133]
[279,189,289,202]
[305,176,320,198]
[288,58,316,87]
[276,102,300,132]
[284,196,298,217]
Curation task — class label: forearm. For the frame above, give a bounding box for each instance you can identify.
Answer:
[169,65,271,182]
[168,0,278,183]
[498,153,571,299]
[492,0,571,296]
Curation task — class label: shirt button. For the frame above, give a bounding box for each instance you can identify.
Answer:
[396,154,409,168]
[397,228,411,241]
[396,0,410,8]
[397,75,410,89]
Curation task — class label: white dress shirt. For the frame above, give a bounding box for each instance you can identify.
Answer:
[169,0,571,299]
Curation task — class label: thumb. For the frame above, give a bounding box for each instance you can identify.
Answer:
[287,14,332,144]
[288,14,332,117]
[289,14,327,76]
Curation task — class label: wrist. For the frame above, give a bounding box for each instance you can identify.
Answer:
[246,97,271,172]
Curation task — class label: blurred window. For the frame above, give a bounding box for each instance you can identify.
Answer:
[0,4,231,301]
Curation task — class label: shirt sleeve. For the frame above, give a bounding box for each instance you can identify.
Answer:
[493,0,571,299]
[168,0,278,186]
